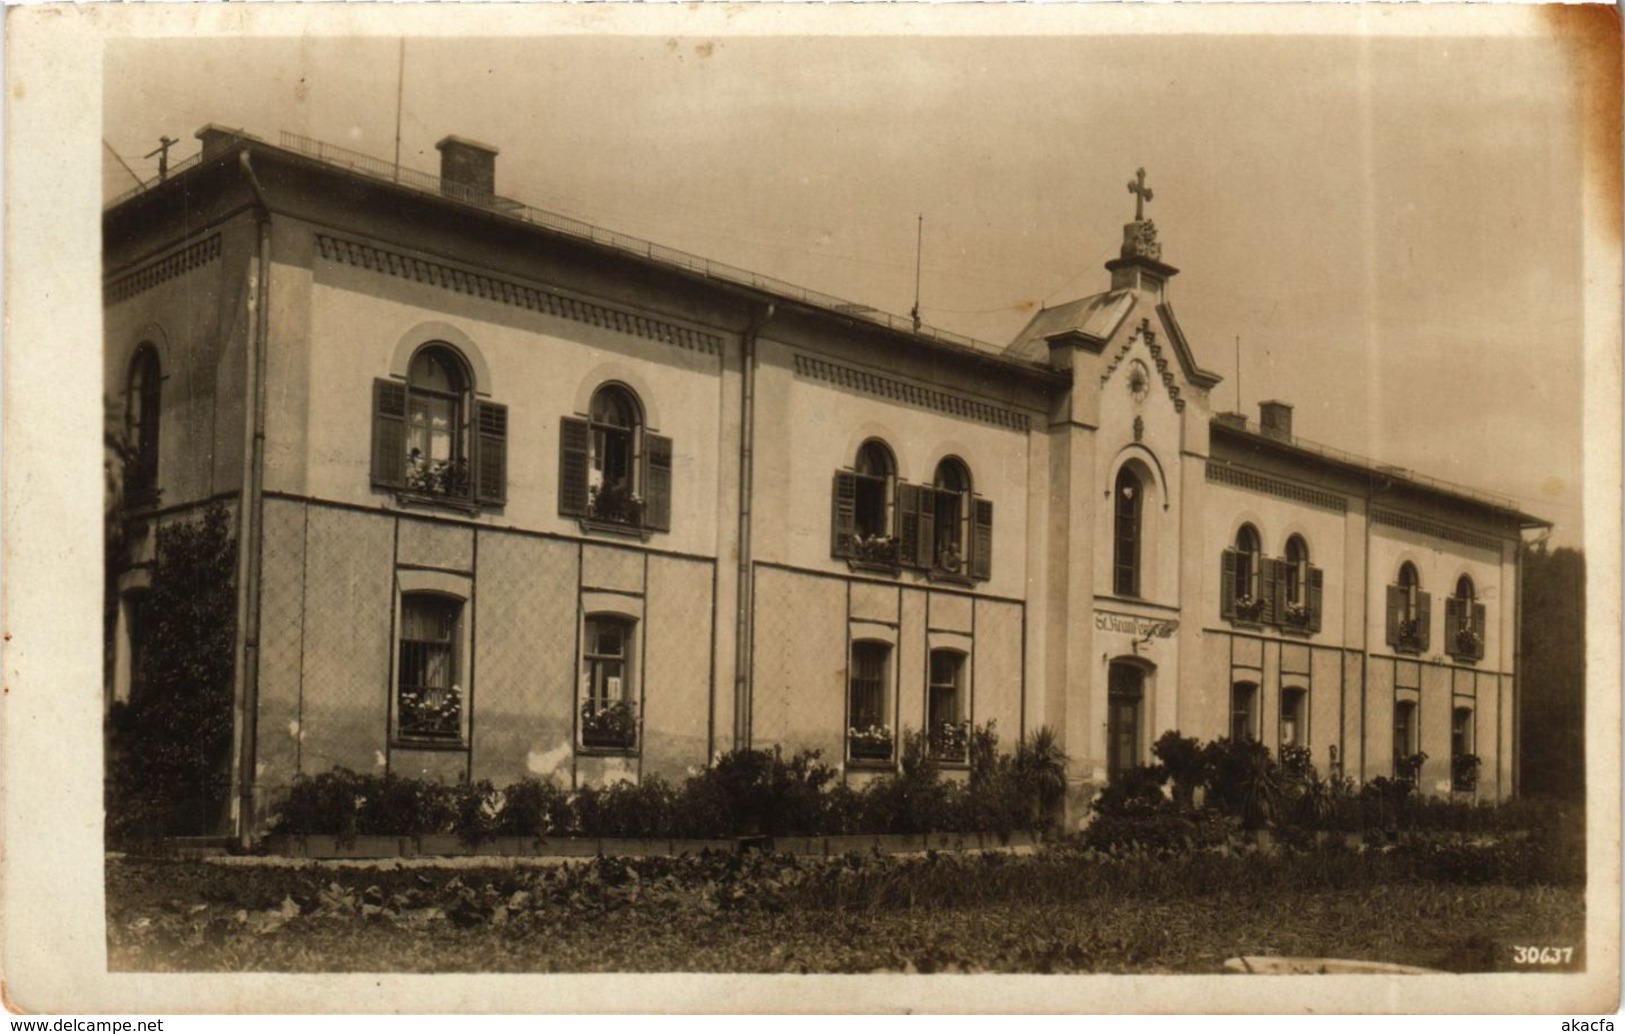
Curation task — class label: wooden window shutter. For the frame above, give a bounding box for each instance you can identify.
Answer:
[643,433,673,532]
[1416,592,1432,652]
[1472,602,1488,660]
[472,400,509,506]
[1220,550,1238,620]
[1444,596,1460,653]
[1308,566,1324,632]
[1385,584,1404,648]
[558,416,591,517]
[896,482,922,564]
[831,471,857,557]
[915,486,936,569]
[970,498,994,581]
[371,379,408,489]
[1259,557,1279,624]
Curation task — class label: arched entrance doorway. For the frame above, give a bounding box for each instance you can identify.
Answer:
[1107,660,1150,777]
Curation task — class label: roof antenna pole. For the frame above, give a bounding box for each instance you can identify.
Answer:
[910,213,923,333]
[1235,334,1242,415]
[393,38,406,182]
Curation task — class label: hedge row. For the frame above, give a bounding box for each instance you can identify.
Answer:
[271,725,1069,843]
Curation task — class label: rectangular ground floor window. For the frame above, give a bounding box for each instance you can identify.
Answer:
[397,593,464,742]
[848,641,893,761]
[581,614,638,751]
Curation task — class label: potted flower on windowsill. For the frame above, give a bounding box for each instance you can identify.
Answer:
[1455,626,1483,657]
[405,451,471,500]
[928,719,971,763]
[400,683,462,740]
[1395,750,1428,785]
[1397,618,1423,650]
[847,724,894,761]
[581,699,637,749]
[1234,595,1266,622]
[849,533,898,566]
[1283,602,1313,628]
[1451,753,1481,793]
[588,480,643,527]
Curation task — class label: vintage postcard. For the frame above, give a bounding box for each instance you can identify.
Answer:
[3,1,1619,1016]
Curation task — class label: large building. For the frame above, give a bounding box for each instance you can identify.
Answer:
[104,126,1549,840]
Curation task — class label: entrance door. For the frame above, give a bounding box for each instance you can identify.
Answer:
[1107,662,1145,777]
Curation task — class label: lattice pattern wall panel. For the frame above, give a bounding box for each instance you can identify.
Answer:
[1364,661,1394,781]
[972,600,1023,744]
[896,589,928,737]
[471,531,580,786]
[1420,663,1452,792]
[641,556,716,779]
[255,498,307,799]
[751,566,845,759]
[398,518,473,572]
[850,581,897,624]
[931,593,972,634]
[1342,652,1365,780]
[298,507,396,774]
[1309,646,1344,771]
[582,543,643,594]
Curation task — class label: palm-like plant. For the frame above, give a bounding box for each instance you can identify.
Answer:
[1015,725,1068,827]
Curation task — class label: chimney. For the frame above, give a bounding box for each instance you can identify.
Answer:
[435,135,499,203]
[195,124,260,161]
[1259,400,1294,442]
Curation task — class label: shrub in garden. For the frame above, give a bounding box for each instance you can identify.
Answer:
[491,778,571,837]
[1091,763,1170,818]
[1151,731,1209,808]
[105,504,237,843]
[1203,737,1284,830]
[1081,809,1236,856]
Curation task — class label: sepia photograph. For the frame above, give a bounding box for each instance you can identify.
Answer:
[4,0,1620,1016]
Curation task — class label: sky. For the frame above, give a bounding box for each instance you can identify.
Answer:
[103,18,1594,544]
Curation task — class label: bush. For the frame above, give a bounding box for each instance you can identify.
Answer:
[492,778,570,837]
[1082,810,1236,856]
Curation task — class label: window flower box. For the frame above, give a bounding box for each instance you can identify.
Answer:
[928,719,971,763]
[1234,595,1266,622]
[1455,627,1483,657]
[588,482,644,527]
[404,454,471,501]
[399,683,462,741]
[1451,753,1481,793]
[580,699,638,750]
[1396,618,1424,652]
[847,724,894,761]
[1283,602,1313,629]
[847,533,899,566]
[1394,750,1428,785]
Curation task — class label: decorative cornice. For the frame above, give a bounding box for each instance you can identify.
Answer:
[1206,461,1348,514]
[1371,507,1504,553]
[1103,318,1185,412]
[315,234,723,356]
[793,353,1031,431]
[104,235,222,305]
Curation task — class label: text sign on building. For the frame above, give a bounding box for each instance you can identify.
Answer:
[1094,610,1180,639]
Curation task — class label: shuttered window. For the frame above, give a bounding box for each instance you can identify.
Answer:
[1388,563,1429,653]
[559,384,672,535]
[1447,575,1487,661]
[371,343,508,509]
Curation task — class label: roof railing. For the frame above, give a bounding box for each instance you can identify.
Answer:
[108,129,1015,359]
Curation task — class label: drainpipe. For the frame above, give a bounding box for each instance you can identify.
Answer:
[229,150,272,849]
[733,302,775,749]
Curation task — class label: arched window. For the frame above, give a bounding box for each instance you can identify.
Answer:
[1393,700,1420,779]
[581,614,638,750]
[1388,562,1430,652]
[847,640,894,762]
[1113,467,1142,597]
[1449,574,1486,661]
[932,457,972,574]
[926,649,968,762]
[1222,524,1264,621]
[587,384,641,523]
[1284,536,1309,605]
[1231,680,1258,741]
[1107,662,1145,776]
[560,384,671,533]
[1280,687,1307,749]
[1451,707,1478,790]
[831,440,899,566]
[373,342,508,507]
[125,345,162,503]
[397,592,465,742]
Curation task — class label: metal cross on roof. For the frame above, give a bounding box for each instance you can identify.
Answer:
[1127,167,1153,221]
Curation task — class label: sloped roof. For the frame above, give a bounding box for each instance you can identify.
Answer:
[1003,289,1137,362]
